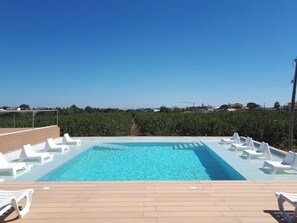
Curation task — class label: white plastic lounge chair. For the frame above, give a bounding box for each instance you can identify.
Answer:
[0,189,33,218]
[219,132,240,145]
[0,153,27,177]
[231,137,255,151]
[19,144,53,163]
[275,192,297,223]
[263,151,297,174]
[242,142,272,159]
[45,138,69,154]
[62,133,81,145]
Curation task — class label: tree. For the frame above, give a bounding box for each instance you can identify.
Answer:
[84,106,95,113]
[172,106,183,113]
[246,102,259,109]
[19,104,30,110]
[160,106,171,113]
[274,101,280,109]
[219,104,228,110]
[69,104,83,114]
[70,104,79,110]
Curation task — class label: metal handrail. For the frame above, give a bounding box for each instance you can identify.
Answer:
[0,110,58,128]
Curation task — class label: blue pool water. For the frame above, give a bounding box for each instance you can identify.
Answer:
[39,142,245,181]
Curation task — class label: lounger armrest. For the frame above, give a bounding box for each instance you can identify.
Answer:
[11,189,33,218]
[275,192,297,223]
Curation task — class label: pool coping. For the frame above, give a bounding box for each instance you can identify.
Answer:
[2,136,296,182]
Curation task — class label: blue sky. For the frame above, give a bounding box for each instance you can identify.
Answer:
[0,0,296,109]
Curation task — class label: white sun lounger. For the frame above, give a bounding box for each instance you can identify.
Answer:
[275,192,297,223]
[0,153,27,177]
[231,137,255,151]
[219,132,240,145]
[263,151,297,174]
[45,138,69,154]
[62,133,81,145]
[242,142,272,159]
[19,144,53,163]
[0,189,33,218]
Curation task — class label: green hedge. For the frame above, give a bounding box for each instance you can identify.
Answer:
[0,111,295,149]
[135,111,291,149]
[58,113,131,136]
[0,112,132,136]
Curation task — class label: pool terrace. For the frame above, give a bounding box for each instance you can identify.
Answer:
[0,136,296,223]
[1,180,296,223]
[2,137,296,181]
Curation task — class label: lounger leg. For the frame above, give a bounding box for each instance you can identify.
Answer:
[292,207,297,223]
[263,162,276,174]
[242,151,246,157]
[277,194,294,223]
[11,190,33,218]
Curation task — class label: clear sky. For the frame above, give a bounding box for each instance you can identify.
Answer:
[0,0,297,109]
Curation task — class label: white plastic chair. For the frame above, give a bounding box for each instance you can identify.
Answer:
[219,132,240,145]
[275,192,297,223]
[19,144,53,163]
[231,137,255,151]
[0,153,27,177]
[62,133,81,146]
[45,138,69,154]
[0,189,33,218]
[242,142,272,159]
[263,151,297,174]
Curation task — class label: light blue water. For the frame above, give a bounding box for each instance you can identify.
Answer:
[39,142,245,181]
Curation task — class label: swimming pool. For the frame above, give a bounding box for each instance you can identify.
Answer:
[4,137,296,182]
[39,142,245,181]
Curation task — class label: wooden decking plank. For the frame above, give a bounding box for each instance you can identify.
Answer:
[157,217,242,223]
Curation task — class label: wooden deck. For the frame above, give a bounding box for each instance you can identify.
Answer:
[0,128,30,135]
[0,181,296,223]
[0,126,60,154]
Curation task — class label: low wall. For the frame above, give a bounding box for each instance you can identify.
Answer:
[0,126,60,154]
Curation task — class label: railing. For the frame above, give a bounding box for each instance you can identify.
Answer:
[0,110,58,128]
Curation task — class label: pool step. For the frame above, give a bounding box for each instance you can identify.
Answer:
[173,143,200,150]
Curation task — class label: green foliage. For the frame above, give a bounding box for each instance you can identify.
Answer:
[219,104,228,110]
[135,111,292,149]
[274,101,280,109]
[58,113,131,136]
[0,112,131,136]
[19,104,30,110]
[172,106,184,113]
[246,102,259,109]
[84,106,95,113]
[160,106,172,113]
[0,110,295,150]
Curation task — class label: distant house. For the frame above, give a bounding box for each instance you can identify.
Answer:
[5,107,21,111]
[186,105,214,113]
[228,103,244,110]
[258,106,275,111]
[286,102,297,110]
